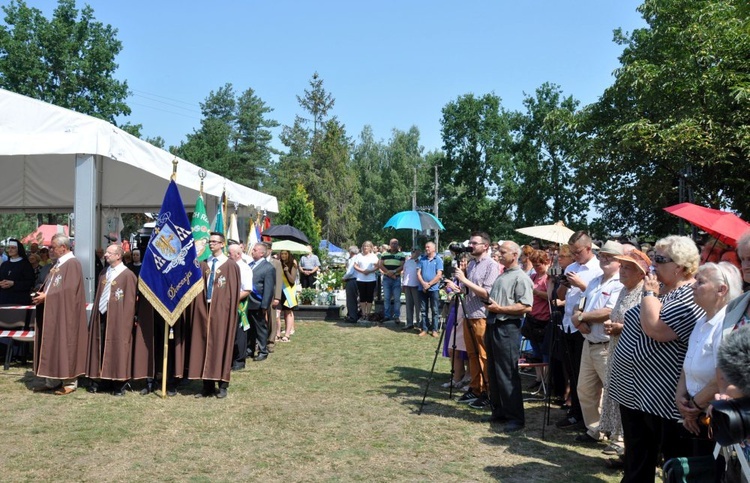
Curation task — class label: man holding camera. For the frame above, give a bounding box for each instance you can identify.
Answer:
[451,232,500,408]
[556,231,602,429]
[483,241,533,432]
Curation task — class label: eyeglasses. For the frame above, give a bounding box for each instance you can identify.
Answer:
[468,241,486,246]
[208,240,223,245]
[653,254,673,264]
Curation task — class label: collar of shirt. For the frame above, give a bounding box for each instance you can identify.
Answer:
[56,251,75,266]
[109,262,127,279]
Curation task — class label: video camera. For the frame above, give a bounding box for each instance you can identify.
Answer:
[710,397,750,445]
[547,263,570,287]
[448,242,471,255]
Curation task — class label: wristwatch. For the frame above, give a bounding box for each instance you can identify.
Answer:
[643,290,657,298]
[577,313,584,324]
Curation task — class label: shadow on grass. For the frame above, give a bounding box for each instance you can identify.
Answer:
[480,431,620,482]
[382,364,622,480]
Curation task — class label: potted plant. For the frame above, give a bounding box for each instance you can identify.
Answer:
[299,288,317,305]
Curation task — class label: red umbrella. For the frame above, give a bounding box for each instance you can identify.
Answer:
[663,203,750,247]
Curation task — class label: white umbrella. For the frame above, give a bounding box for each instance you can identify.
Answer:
[271,240,309,254]
[515,221,574,244]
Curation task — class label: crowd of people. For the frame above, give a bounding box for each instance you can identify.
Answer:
[0,234,317,399]
[391,229,748,480]
[4,226,750,479]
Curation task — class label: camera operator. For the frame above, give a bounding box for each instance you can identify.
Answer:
[447,231,500,410]
[711,325,750,482]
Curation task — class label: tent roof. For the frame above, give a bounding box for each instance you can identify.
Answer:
[0,88,278,214]
[21,224,69,246]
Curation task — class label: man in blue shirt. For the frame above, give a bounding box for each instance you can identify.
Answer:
[416,241,443,337]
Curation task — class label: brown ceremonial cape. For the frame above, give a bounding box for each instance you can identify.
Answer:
[34,258,88,379]
[131,295,156,380]
[188,258,240,382]
[86,267,142,381]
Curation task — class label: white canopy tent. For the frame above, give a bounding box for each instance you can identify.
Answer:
[0,88,278,299]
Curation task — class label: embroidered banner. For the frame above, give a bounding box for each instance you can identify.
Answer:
[138,180,204,326]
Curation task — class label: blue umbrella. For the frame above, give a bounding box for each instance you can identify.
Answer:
[383,210,445,231]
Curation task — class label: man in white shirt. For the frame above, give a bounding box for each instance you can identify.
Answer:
[556,231,603,429]
[228,244,253,371]
[571,240,624,443]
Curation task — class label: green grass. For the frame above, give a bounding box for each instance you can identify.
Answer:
[0,320,623,482]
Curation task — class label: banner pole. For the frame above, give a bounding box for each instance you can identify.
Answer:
[162,322,169,398]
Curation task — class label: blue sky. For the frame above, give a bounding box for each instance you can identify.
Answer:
[33,1,646,154]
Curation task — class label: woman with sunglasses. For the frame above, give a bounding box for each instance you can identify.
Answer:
[608,235,704,483]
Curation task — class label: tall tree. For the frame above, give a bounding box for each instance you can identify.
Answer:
[351,126,386,244]
[580,0,750,235]
[352,126,425,247]
[234,87,280,189]
[174,83,277,189]
[315,118,361,245]
[440,93,517,242]
[272,73,360,246]
[511,83,589,229]
[0,0,130,122]
[276,183,322,253]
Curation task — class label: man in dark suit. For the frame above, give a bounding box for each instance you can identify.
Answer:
[247,243,276,362]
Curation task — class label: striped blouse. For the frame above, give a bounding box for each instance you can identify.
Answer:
[609,283,704,420]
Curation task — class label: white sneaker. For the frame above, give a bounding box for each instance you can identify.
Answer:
[441,380,461,388]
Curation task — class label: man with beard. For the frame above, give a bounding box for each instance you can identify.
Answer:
[450,231,500,408]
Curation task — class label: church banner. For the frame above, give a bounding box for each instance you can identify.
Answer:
[139,180,204,326]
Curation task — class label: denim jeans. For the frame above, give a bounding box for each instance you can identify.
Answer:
[382,276,401,320]
[420,290,440,332]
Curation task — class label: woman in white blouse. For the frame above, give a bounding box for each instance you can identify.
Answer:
[675,261,742,454]
[353,241,379,321]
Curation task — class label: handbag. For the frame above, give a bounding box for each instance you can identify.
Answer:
[520,315,548,343]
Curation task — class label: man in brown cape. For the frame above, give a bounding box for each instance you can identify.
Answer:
[31,234,88,395]
[86,243,152,396]
[189,232,240,398]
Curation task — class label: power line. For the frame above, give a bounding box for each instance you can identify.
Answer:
[129,101,202,121]
[131,92,202,114]
[130,88,198,108]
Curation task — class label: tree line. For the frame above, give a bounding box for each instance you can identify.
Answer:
[2,0,749,249]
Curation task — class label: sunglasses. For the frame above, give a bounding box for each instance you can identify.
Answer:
[653,254,673,264]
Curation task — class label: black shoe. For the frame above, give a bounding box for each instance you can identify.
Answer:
[166,389,177,397]
[112,390,125,397]
[140,382,154,395]
[402,324,415,331]
[556,415,584,429]
[503,421,525,433]
[575,432,600,444]
[253,353,268,362]
[468,393,492,410]
[483,415,509,424]
[86,384,98,394]
[231,363,245,371]
[195,390,215,398]
[457,390,479,404]
[216,387,228,399]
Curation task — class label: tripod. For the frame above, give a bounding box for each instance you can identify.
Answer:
[418,291,483,414]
